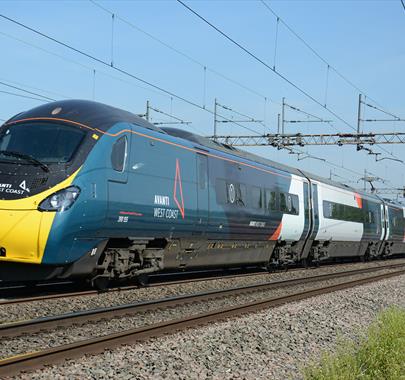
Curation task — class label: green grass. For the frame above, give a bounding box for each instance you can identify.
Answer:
[303,307,405,380]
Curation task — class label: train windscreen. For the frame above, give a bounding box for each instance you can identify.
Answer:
[0,122,86,164]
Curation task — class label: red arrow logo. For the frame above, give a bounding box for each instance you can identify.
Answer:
[173,159,185,219]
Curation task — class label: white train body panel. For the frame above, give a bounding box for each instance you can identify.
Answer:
[279,174,307,241]
[315,181,363,242]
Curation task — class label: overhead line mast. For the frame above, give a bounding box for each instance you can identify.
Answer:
[177,0,404,163]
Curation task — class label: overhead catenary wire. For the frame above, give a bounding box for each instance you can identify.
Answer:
[215,100,267,135]
[0,81,56,102]
[0,89,51,103]
[284,102,332,124]
[0,13,265,137]
[217,101,260,122]
[259,0,404,161]
[0,74,71,99]
[259,0,389,111]
[148,105,189,124]
[89,0,270,102]
[363,101,404,121]
[176,0,361,133]
[282,145,369,180]
[176,0,404,164]
[0,11,394,187]
[0,30,176,101]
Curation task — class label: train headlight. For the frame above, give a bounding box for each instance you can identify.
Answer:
[38,186,80,212]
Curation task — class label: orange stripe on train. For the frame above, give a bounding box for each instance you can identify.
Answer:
[354,193,362,208]
[268,222,282,241]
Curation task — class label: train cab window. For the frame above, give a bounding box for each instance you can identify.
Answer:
[111,136,127,172]
[0,122,85,164]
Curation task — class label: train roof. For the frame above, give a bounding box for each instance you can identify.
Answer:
[5,99,166,134]
[3,100,381,201]
[161,128,380,200]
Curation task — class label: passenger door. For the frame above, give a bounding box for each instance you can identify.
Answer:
[300,181,319,260]
[106,131,132,235]
[195,153,209,233]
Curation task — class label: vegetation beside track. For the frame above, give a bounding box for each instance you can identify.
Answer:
[303,306,405,380]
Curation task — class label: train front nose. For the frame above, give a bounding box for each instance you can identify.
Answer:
[0,205,48,264]
[0,208,39,261]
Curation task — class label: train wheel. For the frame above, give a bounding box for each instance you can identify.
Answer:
[92,277,110,291]
[301,258,309,268]
[137,274,149,287]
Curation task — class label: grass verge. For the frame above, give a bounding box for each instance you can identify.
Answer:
[303,306,405,380]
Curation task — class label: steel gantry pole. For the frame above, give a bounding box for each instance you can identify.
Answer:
[214,98,217,141]
[281,97,285,134]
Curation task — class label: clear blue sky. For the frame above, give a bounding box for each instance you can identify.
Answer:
[1,0,404,196]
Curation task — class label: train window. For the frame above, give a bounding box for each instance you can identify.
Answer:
[323,201,363,223]
[323,202,333,218]
[0,122,85,163]
[280,193,287,212]
[279,192,299,215]
[251,186,262,209]
[367,211,375,224]
[215,180,246,207]
[287,195,292,212]
[215,179,227,204]
[111,136,127,172]
[235,183,247,206]
[265,190,278,211]
[290,194,299,215]
[227,183,236,204]
[197,155,207,190]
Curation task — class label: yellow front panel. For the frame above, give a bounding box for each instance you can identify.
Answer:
[0,210,56,263]
[0,169,80,264]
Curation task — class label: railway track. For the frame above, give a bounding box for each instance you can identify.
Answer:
[1,259,403,305]
[0,268,270,305]
[0,264,404,377]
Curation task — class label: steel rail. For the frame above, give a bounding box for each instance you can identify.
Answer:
[0,268,404,377]
[2,260,404,306]
[1,263,405,338]
[0,269,270,305]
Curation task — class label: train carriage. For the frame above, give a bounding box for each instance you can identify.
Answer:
[0,99,404,288]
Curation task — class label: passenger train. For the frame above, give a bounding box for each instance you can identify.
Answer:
[0,100,404,288]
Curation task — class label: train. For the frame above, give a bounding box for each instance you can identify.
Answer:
[0,99,404,289]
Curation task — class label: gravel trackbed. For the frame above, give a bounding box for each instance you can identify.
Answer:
[13,273,405,380]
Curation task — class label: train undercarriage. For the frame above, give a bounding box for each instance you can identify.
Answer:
[87,237,398,289]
